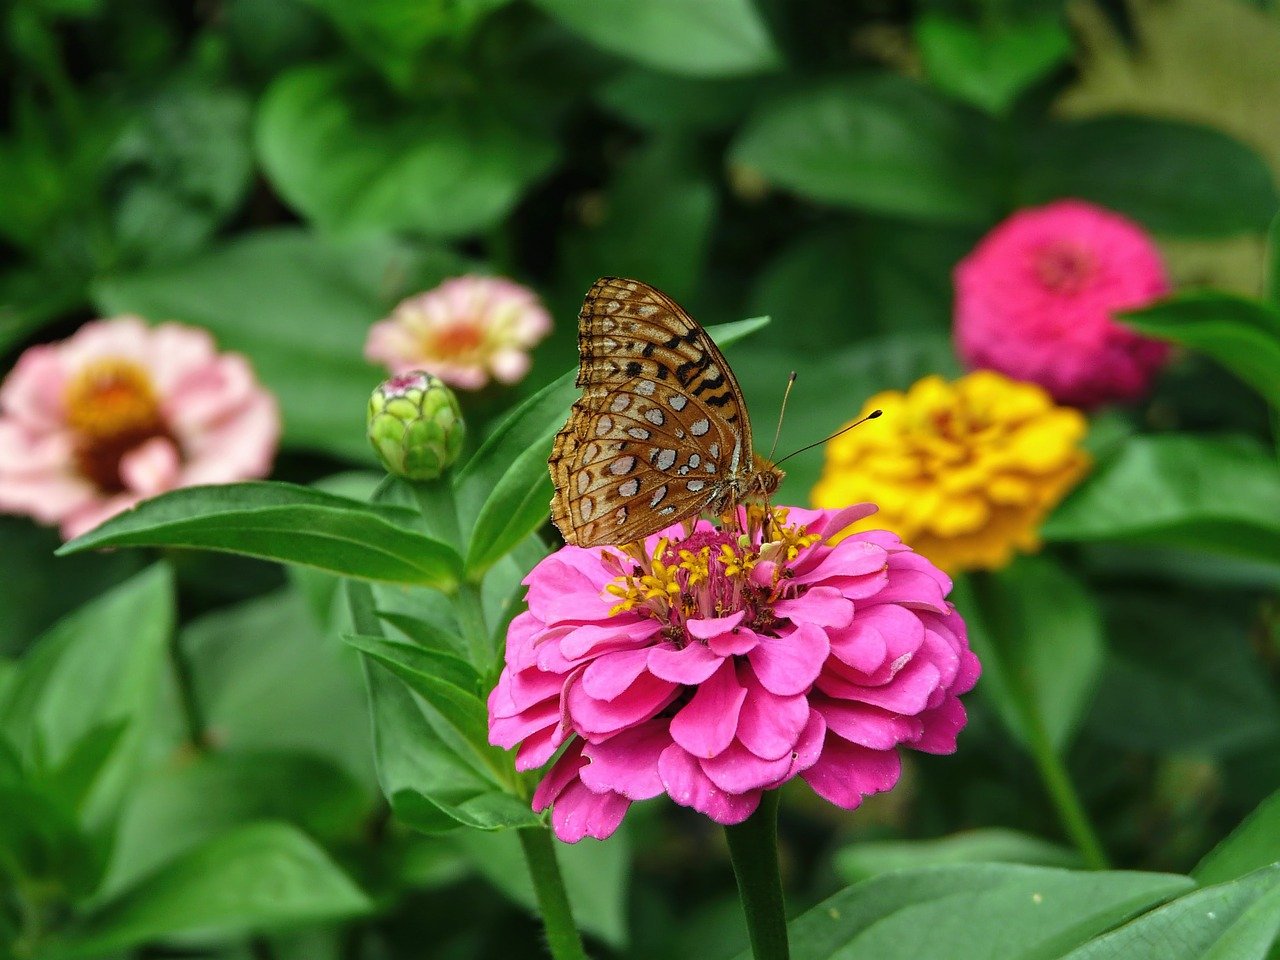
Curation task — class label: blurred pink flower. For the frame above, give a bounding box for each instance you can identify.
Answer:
[488,506,979,842]
[954,199,1171,407]
[0,317,279,540]
[365,275,552,390]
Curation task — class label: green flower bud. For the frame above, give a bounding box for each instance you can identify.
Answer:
[367,371,465,481]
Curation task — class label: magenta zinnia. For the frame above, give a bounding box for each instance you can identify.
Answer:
[488,505,979,842]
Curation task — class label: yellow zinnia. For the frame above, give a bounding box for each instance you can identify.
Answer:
[811,371,1090,573]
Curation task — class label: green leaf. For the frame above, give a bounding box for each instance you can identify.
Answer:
[458,315,770,577]
[1020,117,1280,237]
[916,12,1071,115]
[300,0,511,89]
[452,827,631,948]
[558,138,718,302]
[836,829,1081,883]
[363,659,537,833]
[343,634,494,762]
[1122,293,1280,410]
[57,482,463,589]
[47,823,371,959]
[731,75,998,224]
[0,565,173,828]
[767,863,1191,960]
[257,64,558,236]
[1043,435,1280,567]
[1195,789,1280,887]
[1266,212,1280,306]
[1086,592,1280,754]
[182,587,376,786]
[1060,864,1280,960]
[597,69,770,131]
[0,782,102,895]
[106,80,254,266]
[102,751,370,897]
[93,227,472,461]
[529,0,779,77]
[952,557,1104,753]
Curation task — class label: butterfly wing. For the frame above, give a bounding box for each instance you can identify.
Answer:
[550,278,754,547]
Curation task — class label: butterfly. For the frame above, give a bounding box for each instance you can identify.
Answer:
[549,277,783,548]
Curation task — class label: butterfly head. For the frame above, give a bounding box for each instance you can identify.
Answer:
[750,454,784,500]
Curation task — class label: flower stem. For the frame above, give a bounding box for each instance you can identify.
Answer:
[518,826,590,960]
[170,624,210,753]
[724,790,790,960]
[1025,712,1110,870]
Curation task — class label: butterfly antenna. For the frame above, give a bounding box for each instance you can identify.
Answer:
[767,371,798,462]
[775,409,883,467]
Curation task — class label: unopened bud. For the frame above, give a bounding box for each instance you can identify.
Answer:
[367,371,465,481]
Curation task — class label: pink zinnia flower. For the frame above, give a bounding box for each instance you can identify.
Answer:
[954,199,1171,408]
[0,316,279,540]
[364,276,553,390]
[488,506,979,842]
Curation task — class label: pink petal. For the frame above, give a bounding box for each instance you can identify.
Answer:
[707,625,761,657]
[686,611,745,639]
[735,669,810,761]
[560,618,662,660]
[802,734,901,809]
[815,698,923,750]
[580,719,669,800]
[532,741,586,812]
[794,538,888,585]
[863,568,949,614]
[828,605,923,674]
[515,724,564,771]
[551,780,630,842]
[774,586,853,629]
[658,744,760,824]
[914,697,968,754]
[566,672,677,738]
[647,642,724,685]
[818,657,941,715]
[582,647,653,701]
[669,660,747,759]
[746,623,829,696]
[119,437,181,497]
[490,697,558,750]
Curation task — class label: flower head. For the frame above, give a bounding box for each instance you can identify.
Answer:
[365,275,552,390]
[488,505,978,842]
[0,317,279,540]
[367,371,465,480]
[954,199,1171,407]
[812,371,1090,573]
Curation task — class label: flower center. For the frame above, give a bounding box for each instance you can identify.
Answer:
[63,358,173,492]
[604,508,822,638]
[429,323,485,359]
[1033,241,1096,294]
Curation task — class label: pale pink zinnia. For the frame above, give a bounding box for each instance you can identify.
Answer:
[954,199,1171,408]
[0,317,279,540]
[488,506,979,842]
[364,276,552,390]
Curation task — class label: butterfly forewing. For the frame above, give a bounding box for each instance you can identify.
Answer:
[550,278,754,547]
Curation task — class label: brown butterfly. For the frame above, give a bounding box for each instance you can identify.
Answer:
[549,277,783,548]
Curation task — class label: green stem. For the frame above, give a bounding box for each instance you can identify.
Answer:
[518,827,589,960]
[455,581,492,667]
[170,625,210,753]
[724,790,790,960]
[1025,714,1110,870]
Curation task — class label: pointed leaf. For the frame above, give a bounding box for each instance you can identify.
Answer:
[47,823,370,959]
[58,482,462,589]
[1061,864,1280,960]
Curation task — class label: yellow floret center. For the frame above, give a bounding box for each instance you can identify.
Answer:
[63,358,172,493]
